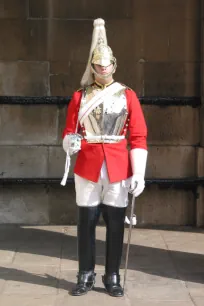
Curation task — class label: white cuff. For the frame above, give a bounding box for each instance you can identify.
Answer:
[62,135,70,153]
[130,148,148,177]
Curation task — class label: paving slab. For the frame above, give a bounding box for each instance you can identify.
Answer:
[182,273,204,298]
[1,266,59,295]
[192,297,204,306]
[13,247,61,267]
[160,230,204,254]
[0,295,57,306]
[0,242,17,264]
[126,281,191,301]
[55,292,130,306]
[130,301,194,306]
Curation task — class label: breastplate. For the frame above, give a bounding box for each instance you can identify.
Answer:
[80,84,128,142]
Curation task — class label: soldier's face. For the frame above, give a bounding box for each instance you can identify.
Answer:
[94,64,114,75]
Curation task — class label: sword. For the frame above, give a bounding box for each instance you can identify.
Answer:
[123,194,136,291]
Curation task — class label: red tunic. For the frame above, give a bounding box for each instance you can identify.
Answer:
[62,88,147,183]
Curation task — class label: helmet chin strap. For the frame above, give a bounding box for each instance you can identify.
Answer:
[91,62,117,80]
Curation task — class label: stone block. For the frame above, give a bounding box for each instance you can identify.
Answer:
[133,0,200,21]
[202,48,204,97]
[28,0,47,18]
[48,146,65,178]
[50,61,72,75]
[196,187,204,227]
[0,62,49,95]
[183,63,200,96]
[143,62,200,96]
[169,19,200,62]
[0,105,58,145]
[50,74,74,96]
[146,146,196,178]
[57,106,67,144]
[134,185,195,226]
[0,0,27,19]
[45,20,92,62]
[48,183,77,225]
[48,146,77,178]
[0,20,28,60]
[0,20,48,61]
[0,185,49,224]
[0,146,48,178]
[137,19,169,62]
[197,147,204,177]
[28,0,133,19]
[201,105,204,147]
[50,61,85,95]
[143,106,199,145]
[201,0,204,19]
[116,62,145,95]
[27,20,49,61]
[184,0,200,20]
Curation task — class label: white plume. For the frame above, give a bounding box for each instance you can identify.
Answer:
[80,18,108,87]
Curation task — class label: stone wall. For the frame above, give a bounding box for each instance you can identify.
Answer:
[0,0,202,226]
[0,0,200,96]
[197,0,204,227]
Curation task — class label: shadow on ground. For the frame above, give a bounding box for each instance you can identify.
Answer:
[0,225,203,292]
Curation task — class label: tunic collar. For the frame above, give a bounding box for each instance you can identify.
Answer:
[94,79,114,89]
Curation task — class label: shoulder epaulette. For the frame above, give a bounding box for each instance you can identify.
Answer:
[76,87,83,92]
[77,84,93,92]
[119,83,133,91]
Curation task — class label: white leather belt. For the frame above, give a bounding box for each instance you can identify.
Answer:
[84,135,125,143]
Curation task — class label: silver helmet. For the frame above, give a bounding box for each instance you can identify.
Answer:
[80,18,117,87]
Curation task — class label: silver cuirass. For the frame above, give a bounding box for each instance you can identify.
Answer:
[80,83,128,143]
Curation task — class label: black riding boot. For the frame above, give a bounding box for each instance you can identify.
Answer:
[72,271,96,296]
[101,204,126,297]
[72,206,101,296]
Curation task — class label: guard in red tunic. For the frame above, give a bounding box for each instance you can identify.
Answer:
[61,18,148,297]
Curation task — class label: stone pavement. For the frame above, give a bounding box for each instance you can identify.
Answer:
[0,225,203,305]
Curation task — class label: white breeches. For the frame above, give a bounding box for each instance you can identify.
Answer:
[74,162,131,208]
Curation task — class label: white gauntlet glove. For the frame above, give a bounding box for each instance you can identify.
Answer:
[62,133,82,156]
[61,133,82,186]
[129,174,145,197]
[129,148,148,197]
